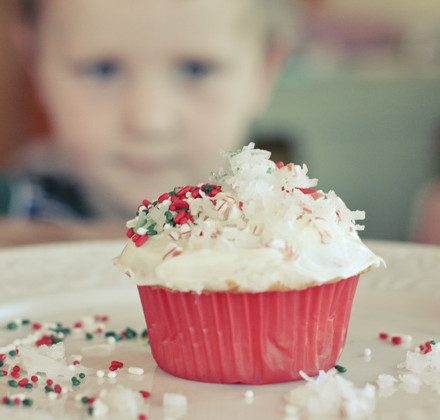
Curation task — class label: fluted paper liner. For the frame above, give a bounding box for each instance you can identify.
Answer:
[137,275,359,384]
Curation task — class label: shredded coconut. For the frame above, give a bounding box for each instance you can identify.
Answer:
[284,370,376,419]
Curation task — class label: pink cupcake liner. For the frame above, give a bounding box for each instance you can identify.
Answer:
[137,275,359,384]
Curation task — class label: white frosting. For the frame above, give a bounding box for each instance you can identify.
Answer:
[114,143,383,293]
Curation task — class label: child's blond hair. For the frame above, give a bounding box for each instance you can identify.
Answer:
[18,0,299,49]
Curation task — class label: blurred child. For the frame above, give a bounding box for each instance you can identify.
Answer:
[1,0,297,243]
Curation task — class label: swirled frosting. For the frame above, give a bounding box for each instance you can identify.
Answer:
[114,143,383,293]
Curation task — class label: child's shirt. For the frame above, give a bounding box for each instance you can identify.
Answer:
[0,171,93,220]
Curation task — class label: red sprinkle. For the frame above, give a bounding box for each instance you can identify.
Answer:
[1,370,7,376]
[46,379,54,386]
[142,199,152,207]
[177,186,191,197]
[110,361,124,368]
[18,378,29,387]
[54,384,62,394]
[32,323,41,330]
[191,189,201,198]
[169,200,189,212]
[158,193,170,204]
[74,322,83,328]
[13,398,21,405]
[379,333,389,340]
[297,187,317,195]
[135,235,149,247]
[126,228,135,238]
[391,336,402,345]
[276,161,285,168]
[36,338,53,347]
[0,354,6,361]
[73,360,80,366]
[2,397,9,404]
[88,397,95,404]
[109,360,124,371]
[139,415,148,420]
[139,390,151,399]
[31,375,39,383]
[12,365,20,372]
[11,371,20,379]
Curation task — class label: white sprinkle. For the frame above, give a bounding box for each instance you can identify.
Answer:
[128,367,144,375]
[96,370,105,378]
[68,365,76,371]
[244,390,254,404]
[48,392,58,400]
[402,335,413,345]
[106,336,116,345]
[72,354,83,362]
[13,339,21,346]
[74,394,84,402]
[163,393,187,407]
[137,227,147,235]
[107,371,117,379]
[363,348,372,357]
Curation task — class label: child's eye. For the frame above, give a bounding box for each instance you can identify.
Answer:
[178,60,215,80]
[81,60,121,79]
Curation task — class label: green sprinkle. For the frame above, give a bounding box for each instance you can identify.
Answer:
[71,377,80,386]
[0,360,3,367]
[85,333,94,340]
[152,200,158,206]
[105,331,116,338]
[8,350,17,357]
[25,383,33,389]
[0,370,5,377]
[6,322,18,330]
[165,211,174,221]
[51,338,63,345]
[78,373,86,379]
[6,399,15,406]
[21,319,30,325]
[8,380,18,388]
[88,406,94,415]
[81,396,89,404]
[169,191,177,196]
[202,185,214,194]
[266,168,272,174]
[22,399,33,407]
[430,340,436,345]
[125,327,137,339]
[114,334,123,342]
[45,385,54,392]
[147,230,157,236]
[335,365,347,373]
[141,329,148,339]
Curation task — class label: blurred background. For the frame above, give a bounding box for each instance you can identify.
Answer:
[1,0,440,242]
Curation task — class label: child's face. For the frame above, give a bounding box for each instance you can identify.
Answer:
[32,0,279,218]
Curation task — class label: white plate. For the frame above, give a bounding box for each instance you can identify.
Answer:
[0,240,439,419]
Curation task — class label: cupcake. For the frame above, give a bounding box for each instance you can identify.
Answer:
[114,143,382,384]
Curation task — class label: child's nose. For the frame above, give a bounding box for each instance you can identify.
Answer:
[123,80,175,139]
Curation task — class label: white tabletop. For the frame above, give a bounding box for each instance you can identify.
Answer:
[0,239,439,419]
